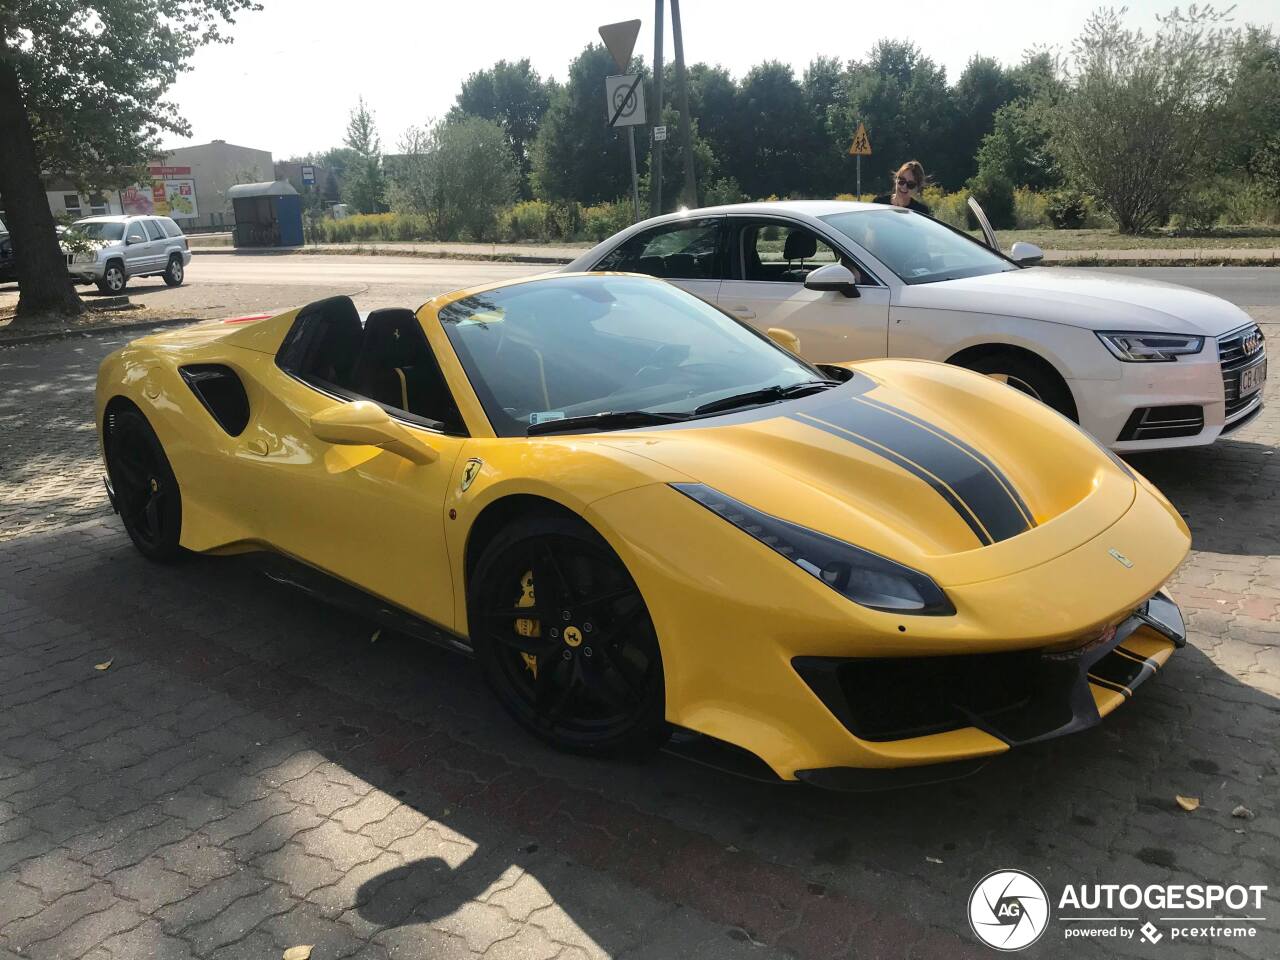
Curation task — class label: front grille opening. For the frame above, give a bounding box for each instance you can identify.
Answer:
[794,651,1078,743]
[1117,405,1204,442]
[1219,324,1266,421]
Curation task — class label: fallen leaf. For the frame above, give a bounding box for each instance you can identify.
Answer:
[926,856,944,864]
[1231,805,1255,820]
[94,659,113,671]
[1175,795,1200,812]
[283,947,313,960]
[370,628,381,643]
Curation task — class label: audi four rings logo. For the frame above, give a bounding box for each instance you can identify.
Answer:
[1242,331,1262,355]
[968,869,1050,951]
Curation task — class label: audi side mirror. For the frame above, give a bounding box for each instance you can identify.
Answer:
[1009,242,1044,266]
[804,263,860,298]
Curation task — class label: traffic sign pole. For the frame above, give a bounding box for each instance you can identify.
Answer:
[857,156,861,200]
[627,127,640,222]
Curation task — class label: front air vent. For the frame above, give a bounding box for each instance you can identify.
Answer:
[179,364,250,436]
[1117,405,1204,442]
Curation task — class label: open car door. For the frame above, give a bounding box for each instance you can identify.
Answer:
[967,196,1000,250]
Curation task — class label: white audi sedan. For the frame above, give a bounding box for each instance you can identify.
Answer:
[563,200,1266,451]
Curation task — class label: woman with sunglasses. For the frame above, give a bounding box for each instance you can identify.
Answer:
[873,160,931,215]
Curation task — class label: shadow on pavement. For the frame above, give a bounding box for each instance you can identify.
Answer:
[2,524,1276,959]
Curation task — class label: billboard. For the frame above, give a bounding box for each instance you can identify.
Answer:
[119,178,198,219]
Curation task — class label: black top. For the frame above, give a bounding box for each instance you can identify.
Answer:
[872,194,931,216]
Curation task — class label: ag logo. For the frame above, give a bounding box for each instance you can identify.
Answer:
[1108,548,1133,568]
[460,458,483,493]
[968,869,1049,951]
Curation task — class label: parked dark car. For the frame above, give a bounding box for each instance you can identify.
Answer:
[0,231,15,285]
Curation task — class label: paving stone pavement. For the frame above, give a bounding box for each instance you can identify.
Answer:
[0,319,1277,960]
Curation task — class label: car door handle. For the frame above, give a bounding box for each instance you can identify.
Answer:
[726,305,756,319]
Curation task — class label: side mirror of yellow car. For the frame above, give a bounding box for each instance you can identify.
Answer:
[310,401,438,465]
[767,327,803,355]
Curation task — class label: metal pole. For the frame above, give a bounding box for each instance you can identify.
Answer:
[670,0,696,207]
[650,0,664,216]
[857,155,861,200]
[627,126,641,222]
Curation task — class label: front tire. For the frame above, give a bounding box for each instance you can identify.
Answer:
[163,255,184,287]
[97,260,127,294]
[468,515,668,757]
[104,405,184,562]
[958,351,1075,419]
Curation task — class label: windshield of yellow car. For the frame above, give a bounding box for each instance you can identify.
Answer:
[437,275,821,437]
[820,209,1016,285]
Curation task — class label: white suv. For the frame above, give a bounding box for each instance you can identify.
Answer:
[66,215,191,294]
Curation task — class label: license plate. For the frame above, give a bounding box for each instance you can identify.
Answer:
[1239,360,1267,397]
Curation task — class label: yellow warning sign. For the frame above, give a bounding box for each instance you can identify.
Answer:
[848,123,872,156]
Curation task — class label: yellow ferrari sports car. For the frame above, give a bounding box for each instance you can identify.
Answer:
[95,273,1190,789]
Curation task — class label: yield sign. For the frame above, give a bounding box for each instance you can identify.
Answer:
[849,122,872,156]
[598,19,641,74]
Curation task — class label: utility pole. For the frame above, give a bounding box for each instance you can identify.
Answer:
[670,0,697,208]
[650,0,664,217]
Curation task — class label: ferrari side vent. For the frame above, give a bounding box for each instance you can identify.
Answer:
[179,364,250,436]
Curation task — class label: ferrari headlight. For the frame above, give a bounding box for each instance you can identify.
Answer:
[672,483,954,615]
[1097,331,1204,362]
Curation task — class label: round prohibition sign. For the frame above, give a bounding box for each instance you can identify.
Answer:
[612,84,639,120]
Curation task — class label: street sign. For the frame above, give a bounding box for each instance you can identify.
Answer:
[653,124,667,142]
[598,19,641,74]
[848,123,872,156]
[605,75,646,128]
[301,164,316,185]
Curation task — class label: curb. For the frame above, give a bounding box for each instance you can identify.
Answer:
[0,316,196,347]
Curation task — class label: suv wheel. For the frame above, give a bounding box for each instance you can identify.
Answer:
[97,260,127,294]
[163,255,185,287]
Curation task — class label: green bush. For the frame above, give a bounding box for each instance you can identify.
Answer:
[1171,185,1226,234]
[703,177,746,207]
[1046,189,1089,229]
[546,200,582,241]
[921,186,968,229]
[965,171,1016,230]
[1219,180,1280,226]
[498,200,552,241]
[1013,187,1051,229]
[581,200,633,242]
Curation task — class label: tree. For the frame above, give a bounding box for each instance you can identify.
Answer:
[728,61,812,198]
[343,97,387,214]
[449,59,550,198]
[801,56,847,196]
[531,44,646,204]
[1217,27,1280,176]
[949,56,1018,187]
[1053,6,1237,233]
[829,41,957,193]
[389,115,518,240]
[0,0,259,322]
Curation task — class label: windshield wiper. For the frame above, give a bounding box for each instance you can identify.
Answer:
[526,409,693,436]
[693,379,839,416]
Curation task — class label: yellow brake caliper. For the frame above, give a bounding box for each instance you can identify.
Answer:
[515,569,540,679]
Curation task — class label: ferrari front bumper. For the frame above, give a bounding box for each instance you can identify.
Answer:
[790,593,1184,790]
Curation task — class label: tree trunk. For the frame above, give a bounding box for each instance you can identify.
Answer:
[0,45,85,323]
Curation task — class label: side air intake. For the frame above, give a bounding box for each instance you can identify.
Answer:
[179,364,250,436]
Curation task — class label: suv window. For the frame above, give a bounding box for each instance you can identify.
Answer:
[143,219,165,241]
[159,218,184,238]
[736,221,839,282]
[595,219,723,280]
[125,221,147,243]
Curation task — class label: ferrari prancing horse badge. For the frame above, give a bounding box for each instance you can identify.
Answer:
[460,458,483,493]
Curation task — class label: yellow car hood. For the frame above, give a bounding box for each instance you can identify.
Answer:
[600,360,1137,588]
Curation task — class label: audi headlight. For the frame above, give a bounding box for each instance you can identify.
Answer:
[673,483,954,615]
[1097,331,1204,362]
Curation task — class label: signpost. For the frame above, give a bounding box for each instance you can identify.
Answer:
[301,164,316,186]
[848,122,872,199]
[599,19,644,222]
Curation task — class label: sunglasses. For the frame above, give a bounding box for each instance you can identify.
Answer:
[896,177,917,189]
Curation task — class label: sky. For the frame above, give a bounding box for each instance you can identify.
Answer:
[164,0,1280,160]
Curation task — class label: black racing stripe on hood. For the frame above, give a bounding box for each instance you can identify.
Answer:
[795,412,993,546]
[854,394,1036,527]
[795,395,1034,545]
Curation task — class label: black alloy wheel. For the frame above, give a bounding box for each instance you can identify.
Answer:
[469,516,668,756]
[960,352,1075,419]
[163,255,184,287]
[104,406,184,561]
